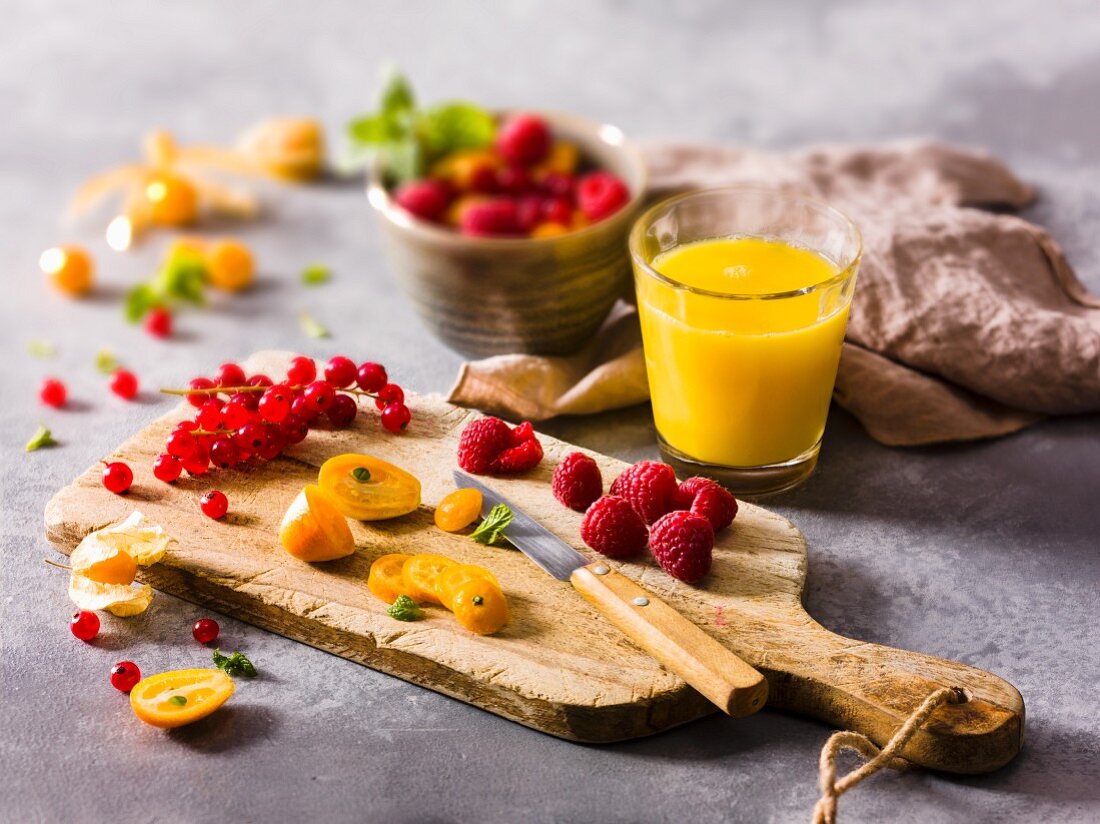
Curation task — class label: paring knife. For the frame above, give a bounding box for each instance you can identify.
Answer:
[453,470,769,718]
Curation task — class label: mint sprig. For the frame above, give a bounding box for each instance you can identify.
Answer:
[212,649,257,678]
[471,504,514,546]
[124,248,207,323]
[25,425,57,452]
[387,594,423,622]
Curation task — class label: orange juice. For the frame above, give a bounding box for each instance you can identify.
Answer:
[636,237,850,468]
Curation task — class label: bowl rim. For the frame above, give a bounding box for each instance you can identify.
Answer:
[366,108,648,248]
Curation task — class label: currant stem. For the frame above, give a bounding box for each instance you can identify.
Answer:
[44,558,72,571]
[159,385,378,399]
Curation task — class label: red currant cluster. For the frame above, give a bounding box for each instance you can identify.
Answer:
[154,355,410,481]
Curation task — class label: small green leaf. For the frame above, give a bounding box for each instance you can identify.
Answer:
[25,425,57,452]
[420,101,496,157]
[471,503,514,546]
[347,114,406,146]
[381,140,424,185]
[27,340,57,358]
[301,264,331,287]
[351,467,371,483]
[94,348,119,375]
[169,695,187,707]
[156,255,206,306]
[212,648,257,678]
[123,283,157,324]
[299,311,330,339]
[378,66,416,119]
[387,594,423,622]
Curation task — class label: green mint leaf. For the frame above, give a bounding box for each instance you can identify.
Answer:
[351,467,371,482]
[123,283,157,323]
[419,101,495,157]
[387,594,423,622]
[471,503,514,546]
[27,339,57,358]
[379,140,424,185]
[25,425,57,452]
[94,348,119,375]
[156,256,206,306]
[212,648,257,678]
[347,114,406,146]
[169,695,187,706]
[299,311,330,339]
[301,264,331,286]
[379,66,416,119]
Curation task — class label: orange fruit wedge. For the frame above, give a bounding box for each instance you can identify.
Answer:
[130,668,234,729]
[367,553,414,604]
[317,454,420,521]
[401,554,458,606]
[279,485,355,562]
[435,564,501,609]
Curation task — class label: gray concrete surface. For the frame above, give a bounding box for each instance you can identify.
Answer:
[2,1,1098,822]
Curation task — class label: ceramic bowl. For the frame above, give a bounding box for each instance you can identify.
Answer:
[367,111,647,357]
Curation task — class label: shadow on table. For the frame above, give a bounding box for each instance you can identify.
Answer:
[167,704,279,753]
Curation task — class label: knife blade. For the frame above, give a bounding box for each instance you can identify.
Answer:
[452,470,769,717]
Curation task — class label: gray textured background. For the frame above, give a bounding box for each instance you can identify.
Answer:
[2,1,1098,822]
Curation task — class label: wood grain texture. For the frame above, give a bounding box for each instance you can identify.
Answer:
[43,352,1023,772]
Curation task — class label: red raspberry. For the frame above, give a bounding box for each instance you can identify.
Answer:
[459,198,521,237]
[496,113,551,167]
[496,165,533,194]
[577,171,630,222]
[490,437,543,474]
[515,194,545,233]
[542,196,572,226]
[649,511,714,583]
[457,416,515,475]
[580,496,648,558]
[674,477,738,532]
[510,420,536,445]
[552,452,603,512]
[394,179,451,222]
[610,460,678,524]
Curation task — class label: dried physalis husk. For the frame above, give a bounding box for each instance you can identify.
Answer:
[68,512,174,617]
[237,118,325,181]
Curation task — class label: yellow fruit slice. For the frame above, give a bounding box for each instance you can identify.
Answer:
[130,668,234,729]
[279,485,355,562]
[401,554,458,606]
[436,564,501,609]
[434,488,483,532]
[367,553,414,604]
[317,454,420,521]
[451,578,509,635]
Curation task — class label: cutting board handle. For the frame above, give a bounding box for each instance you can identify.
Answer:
[571,564,769,717]
[758,621,1025,774]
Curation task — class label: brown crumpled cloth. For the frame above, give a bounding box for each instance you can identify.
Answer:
[449,141,1100,446]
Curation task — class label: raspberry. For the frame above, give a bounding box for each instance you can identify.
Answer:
[496,114,551,167]
[459,198,521,237]
[552,452,603,512]
[490,437,543,474]
[510,421,536,445]
[649,511,714,583]
[577,171,630,222]
[580,496,648,558]
[394,179,451,222]
[610,460,678,524]
[675,477,738,532]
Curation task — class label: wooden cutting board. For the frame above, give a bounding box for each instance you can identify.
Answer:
[44,352,1023,774]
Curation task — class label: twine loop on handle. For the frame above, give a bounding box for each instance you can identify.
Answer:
[811,686,967,824]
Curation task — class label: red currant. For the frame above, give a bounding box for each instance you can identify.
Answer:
[542,196,572,225]
[247,374,273,389]
[327,394,357,428]
[286,355,317,386]
[108,369,139,400]
[216,362,247,388]
[258,428,285,460]
[183,455,210,476]
[192,617,220,644]
[303,380,335,413]
[356,362,388,393]
[197,400,224,430]
[39,377,67,408]
[280,414,310,445]
[153,453,182,483]
[290,394,316,421]
[70,610,100,641]
[540,171,576,199]
[258,384,293,423]
[102,461,133,494]
[166,429,198,461]
[186,377,215,407]
[497,165,533,194]
[200,490,228,519]
[381,402,412,433]
[234,422,267,453]
[145,307,172,338]
[324,356,357,388]
[176,419,200,432]
[110,661,141,693]
[209,437,239,469]
[374,383,404,410]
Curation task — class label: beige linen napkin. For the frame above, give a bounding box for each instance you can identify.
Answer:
[449,141,1100,446]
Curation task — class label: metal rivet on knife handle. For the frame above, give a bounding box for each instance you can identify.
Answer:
[593,565,610,575]
[633,597,649,606]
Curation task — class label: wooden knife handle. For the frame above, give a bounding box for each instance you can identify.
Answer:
[570,563,768,717]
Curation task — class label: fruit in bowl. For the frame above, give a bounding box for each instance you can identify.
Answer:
[350,70,646,356]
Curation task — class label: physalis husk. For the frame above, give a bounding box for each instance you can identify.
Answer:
[68,512,174,617]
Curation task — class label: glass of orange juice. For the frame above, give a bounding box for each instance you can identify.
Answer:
[629,187,862,495]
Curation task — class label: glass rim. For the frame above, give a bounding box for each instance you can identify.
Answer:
[628,185,863,301]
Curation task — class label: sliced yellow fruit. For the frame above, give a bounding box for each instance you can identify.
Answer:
[130,668,234,729]
[401,554,458,606]
[279,485,355,562]
[367,553,414,604]
[436,564,501,609]
[317,454,420,521]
